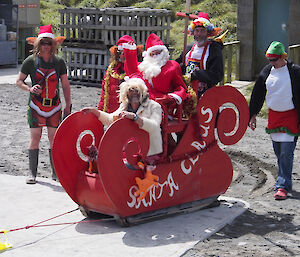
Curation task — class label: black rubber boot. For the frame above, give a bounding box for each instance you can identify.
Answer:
[26,149,39,184]
[49,149,57,181]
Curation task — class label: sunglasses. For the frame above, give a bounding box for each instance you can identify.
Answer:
[40,41,52,46]
[268,58,279,62]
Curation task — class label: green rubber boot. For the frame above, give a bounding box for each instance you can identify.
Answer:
[49,149,57,181]
[26,149,39,184]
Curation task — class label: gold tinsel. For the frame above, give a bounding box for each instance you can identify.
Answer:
[182,74,198,118]
[183,86,198,118]
[103,60,126,112]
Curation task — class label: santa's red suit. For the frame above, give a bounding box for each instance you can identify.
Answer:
[123,33,187,105]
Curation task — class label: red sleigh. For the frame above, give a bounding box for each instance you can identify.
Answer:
[52,85,249,225]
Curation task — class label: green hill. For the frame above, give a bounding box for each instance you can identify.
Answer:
[41,0,237,56]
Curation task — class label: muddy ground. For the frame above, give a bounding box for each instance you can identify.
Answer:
[1,83,300,257]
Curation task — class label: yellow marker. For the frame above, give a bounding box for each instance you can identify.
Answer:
[0,230,12,251]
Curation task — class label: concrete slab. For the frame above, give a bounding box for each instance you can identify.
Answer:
[0,174,249,257]
[0,66,20,85]
[225,80,253,89]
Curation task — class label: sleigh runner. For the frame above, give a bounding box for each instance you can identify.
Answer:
[52,85,249,225]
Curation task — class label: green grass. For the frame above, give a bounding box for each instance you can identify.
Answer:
[40,0,63,36]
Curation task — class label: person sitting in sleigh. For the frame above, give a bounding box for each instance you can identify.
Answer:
[82,76,162,200]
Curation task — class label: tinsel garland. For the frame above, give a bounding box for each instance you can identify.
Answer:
[183,86,198,118]
[103,60,126,112]
[182,74,198,118]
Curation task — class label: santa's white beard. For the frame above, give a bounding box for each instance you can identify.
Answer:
[138,49,169,81]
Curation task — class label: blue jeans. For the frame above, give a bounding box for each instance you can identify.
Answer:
[272,140,297,192]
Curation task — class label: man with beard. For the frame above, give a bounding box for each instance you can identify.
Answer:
[176,12,224,96]
[122,33,187,106]
[81,76,163,157]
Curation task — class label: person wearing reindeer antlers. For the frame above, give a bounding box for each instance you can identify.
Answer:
[176,12,224,96]
[98,35,144,113]
[16,24,72,184]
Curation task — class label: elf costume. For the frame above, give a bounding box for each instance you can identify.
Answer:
[249,41,300,196]
[21,24,69,184]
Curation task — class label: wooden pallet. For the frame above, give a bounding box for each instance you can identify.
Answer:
[62,46,107,86]
[59,7,172,46]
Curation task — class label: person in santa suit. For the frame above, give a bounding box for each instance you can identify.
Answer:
[122,33,187,106]
[98,35,143,113]
[176,12,224,96]
[249,41,300,200]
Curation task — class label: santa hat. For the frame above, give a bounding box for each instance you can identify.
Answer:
[109,35,144,55]
[26,24,65,45]
[145,33,167,54]
[117,35,134,50]
[38,25,55,39]
[188,12,222,37]
[266,41,287,59]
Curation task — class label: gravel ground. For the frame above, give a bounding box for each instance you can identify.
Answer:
[1,82,300,257]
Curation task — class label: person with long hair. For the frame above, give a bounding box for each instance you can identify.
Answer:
[98,35,143,113]
[16,25,71,184]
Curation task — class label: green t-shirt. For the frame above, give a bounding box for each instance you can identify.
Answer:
[21,55,67,85]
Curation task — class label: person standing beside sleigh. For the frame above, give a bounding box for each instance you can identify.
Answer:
[16,25,72,184]
[249,41,300,200]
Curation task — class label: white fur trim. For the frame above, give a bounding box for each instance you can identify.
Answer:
[147,45,167,54]
[168,93,182,105]
[118,45,123,50]
[38,33,55,39]
[29,100,62,117]
[122,42,137,50]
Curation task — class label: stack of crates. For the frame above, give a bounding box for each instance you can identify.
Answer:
[59,7,172,87]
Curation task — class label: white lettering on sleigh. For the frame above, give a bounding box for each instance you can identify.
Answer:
[180,106,213,175]
[127,172,179,209]
[127,106,213,209]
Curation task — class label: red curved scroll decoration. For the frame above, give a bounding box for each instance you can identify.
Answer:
[97,118,150,216]
[197,85,249,145]
[52,111,104,202]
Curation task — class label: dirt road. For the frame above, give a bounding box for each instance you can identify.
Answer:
[1,83,300,257]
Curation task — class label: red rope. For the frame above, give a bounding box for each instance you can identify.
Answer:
[0,208,109,234]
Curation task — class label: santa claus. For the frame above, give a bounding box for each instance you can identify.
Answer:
[123,33,187,105]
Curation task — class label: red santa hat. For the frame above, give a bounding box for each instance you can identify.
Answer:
[109,35,144,55]
[26,24,65,45]
[117,35,134,50]
[38,25,55,39]
[145,33,167,54]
